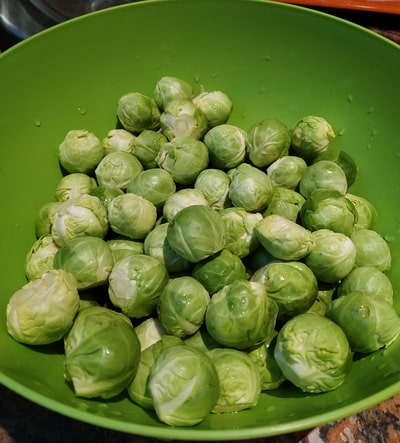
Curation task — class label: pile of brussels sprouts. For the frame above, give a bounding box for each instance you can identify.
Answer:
[6,76,400,427]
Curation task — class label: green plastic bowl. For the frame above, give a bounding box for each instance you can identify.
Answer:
[1,0,400,439]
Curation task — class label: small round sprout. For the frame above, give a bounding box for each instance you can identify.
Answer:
[131,129,168,169]
[50,194,109,247]
[108,193,157,240]
[193,90,233,128]
[95,151,143,190]
[108,254,169,319]
[55,173,97,202]
[350,229,391,272]
[205,280,278,349]
[148,345,220,426]
[154,76,193,110]
[299,189,357,236]
[160,99,208,140]
[157,276,210,338]
[102,128,136,155]
[34,201,62,238]
[327,291,400,353]
[166,205,226,263]
[156,136,209,185]
[228,163,273,212]
[192,249,248,295]
[337,266,393,305]
[304,229,356,283]
[127,168,176,209]
[290,115,335,161]
[203,124,247,170]
[107,238,144,263]
[255,214,315,261]
[6,269,79,345]
[117,92,161,132]
[64,306,141,399]
[345,193,378,231]
[25,234,59,280]
[218,207,263,258]
[53,236,114,290]
[162,188,209,223]
[247,118,291,168]
[58,129,105,174]
[274,313,352,393]
[208,348,261,413]
[266,155,307,190]
[194,168,231,210]
[251,261,318,320]
[263,187,305,222]
[299,160,348,199]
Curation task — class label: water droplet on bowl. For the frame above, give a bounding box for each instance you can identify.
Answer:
[77,107,86,115]
[33,119,41,127]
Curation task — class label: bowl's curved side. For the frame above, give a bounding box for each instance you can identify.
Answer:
[1,0,400,439]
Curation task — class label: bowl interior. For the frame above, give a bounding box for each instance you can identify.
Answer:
[1,0,400,439]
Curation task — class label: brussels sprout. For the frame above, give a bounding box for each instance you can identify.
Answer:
[247,118,291,168]
[304,229,356,283]
[94,151,143,190]
[248,338,286,391]
[108,254,169,318]
[58,129,105,174]
[157,276,210,338]
[345,193,378,231]
[50,194,109,247]
[208,348,261,413]
[154,76,193,110]
[228,163,273,212]
[166,205,225,263]
[156,136,209,185]
[148,345,219,426]
[192,249,248,295]
[337,266,393,305]
[255,214,315,261]
[160,99,208,140]
[193,90,233,128]
[127,168,176,209]
[89,185,124,208]
[34,201,62,238]
[128,334,183,410]
[95,151,143,190]
[194,168,231,210]
[131,129,167,169]
[6,269,79,345]
[64,305,140,399]
[117,92,160,132]
[205,280,278,349]
[251,261,318,320]
[290,116,335,161]
[266,155,307,190]
[218,207,263,258]
[102,128,136,155]
[107,193,157,240]
[306,282,336,316]
[107,238,144,262]
[274,313,352,393]
[143,223,190,273]
[350,229,391,272]
[244,245,280,273]
[299,189,357,236]
[327,291,400,353]
[263,187,305,222]
[162,188,209,223]
[299,160,348,199]
[203,124,247,170]
[134,317,167,351]
[53,236,114,290]
[55,173,97,202]
[183,326,219,353]
[25,234,59,280]
[313,147,358,188]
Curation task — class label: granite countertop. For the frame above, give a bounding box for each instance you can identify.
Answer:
[1,4,400,443]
